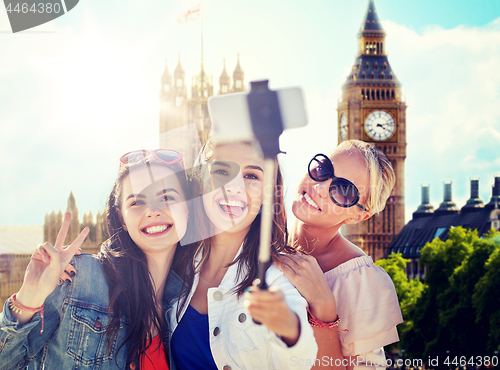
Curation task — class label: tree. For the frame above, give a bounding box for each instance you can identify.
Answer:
[401,227,500,360]
[438,230,497,355]
[375,253,424,349]
[472,232,500,353]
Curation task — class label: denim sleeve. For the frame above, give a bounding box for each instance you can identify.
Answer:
[0,286,66,369]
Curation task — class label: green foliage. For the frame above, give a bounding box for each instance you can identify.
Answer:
[375,253,424,349]
[472,246,500,353]
[399,227,500,360]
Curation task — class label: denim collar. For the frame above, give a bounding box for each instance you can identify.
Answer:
[163,269,184,309]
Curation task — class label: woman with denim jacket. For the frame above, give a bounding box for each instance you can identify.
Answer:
[169,138,318,369]
[0,150,191,370]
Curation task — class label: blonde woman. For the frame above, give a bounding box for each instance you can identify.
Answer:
[279,140,403,370]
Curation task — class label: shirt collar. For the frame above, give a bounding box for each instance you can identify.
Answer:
[194,243,246,292]
[163,269,185,308]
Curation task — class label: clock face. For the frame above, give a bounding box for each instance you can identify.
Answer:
[339,112,348,141]
[365,110,395,141]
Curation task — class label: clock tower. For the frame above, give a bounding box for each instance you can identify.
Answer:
[338,0,406,261]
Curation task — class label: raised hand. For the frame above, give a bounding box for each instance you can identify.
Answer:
[276,253,337,322]
[244,285,300,347]
[16,213,89,310]
[58,246,82,285]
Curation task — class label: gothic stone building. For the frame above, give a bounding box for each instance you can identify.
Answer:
[158,54,246,169]
[338,0,407,261]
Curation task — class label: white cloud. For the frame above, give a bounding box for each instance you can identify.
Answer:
[0,10,170,225]
[383,19,500,218]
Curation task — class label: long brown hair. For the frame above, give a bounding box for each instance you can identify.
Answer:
[173,138,292,317]
[99,155,191,366]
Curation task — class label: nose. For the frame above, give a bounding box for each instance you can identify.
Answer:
[145,202,163,217]
[223,172,245,194]
[313,180,331,199]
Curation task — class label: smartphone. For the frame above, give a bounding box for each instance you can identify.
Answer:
[207,85,308,143]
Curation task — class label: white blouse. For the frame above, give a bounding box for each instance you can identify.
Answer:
[324,255,403,369]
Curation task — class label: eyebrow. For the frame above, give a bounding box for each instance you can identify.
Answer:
[125,194,145,201]
[210,161,263,172]
[245,165,264,172]
[156,188,180,196]
[211,161,231,168]
[125,188,180,201]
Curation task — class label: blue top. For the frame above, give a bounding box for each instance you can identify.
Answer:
[171,305,218,370]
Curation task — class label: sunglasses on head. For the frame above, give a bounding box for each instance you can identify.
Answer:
[308,154,366,211]
[120,149,186,178]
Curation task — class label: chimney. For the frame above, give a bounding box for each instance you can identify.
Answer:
[486,175,500,210]
[413,184,434,219]
[461,177,484,214]
[435,181,459,215]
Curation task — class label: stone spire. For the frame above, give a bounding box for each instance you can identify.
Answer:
[219,59,230,94]
[232,54,245,92]
[174,52,186,88]
[193,61,212,99]
[161,58,172,87]
[65,192,79,244]
[360,0,385,34]
[343,0,399,90]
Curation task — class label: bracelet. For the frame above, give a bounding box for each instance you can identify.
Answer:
[8,294,44,334]
[307,307,348,337]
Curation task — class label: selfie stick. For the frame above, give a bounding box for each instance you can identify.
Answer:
[247,80,284,291]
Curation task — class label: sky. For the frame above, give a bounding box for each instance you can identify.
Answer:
[1,0,499,227]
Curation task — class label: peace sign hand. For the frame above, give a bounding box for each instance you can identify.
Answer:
[16,213,89,309]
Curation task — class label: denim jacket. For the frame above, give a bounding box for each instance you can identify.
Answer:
[0,254,184,370]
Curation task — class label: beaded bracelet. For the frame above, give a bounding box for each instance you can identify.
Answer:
[8,294,44,334]
[307,307,348,338]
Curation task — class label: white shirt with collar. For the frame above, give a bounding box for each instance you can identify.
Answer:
[169,245,318,370]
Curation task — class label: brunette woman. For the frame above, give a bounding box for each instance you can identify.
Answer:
[279,140,403,370]
[0,150,191,369]
[170,138,318,369]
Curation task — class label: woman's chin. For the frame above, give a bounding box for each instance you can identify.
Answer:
[292,200,319,221]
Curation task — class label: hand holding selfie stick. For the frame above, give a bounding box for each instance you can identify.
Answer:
[208,80,308,288]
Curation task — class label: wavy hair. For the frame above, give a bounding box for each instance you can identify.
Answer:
[173,138,293,318]
[98,155,191,366]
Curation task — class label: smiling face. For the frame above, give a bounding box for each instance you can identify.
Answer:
[202,142,265,237]
[120,164,189,255]
[292,146,370,228]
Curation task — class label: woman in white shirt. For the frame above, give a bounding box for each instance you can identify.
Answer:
[169,138,318,370]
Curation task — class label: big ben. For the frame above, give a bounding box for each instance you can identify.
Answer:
[338,0,406,261]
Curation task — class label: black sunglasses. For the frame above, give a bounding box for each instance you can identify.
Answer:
[308,154,366,211]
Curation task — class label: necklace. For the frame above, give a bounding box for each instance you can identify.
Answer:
[199,274,218,287]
